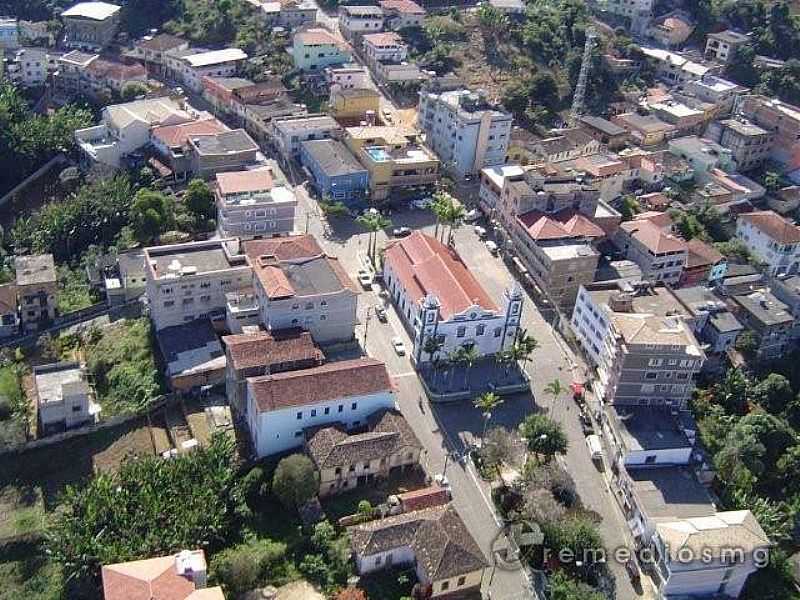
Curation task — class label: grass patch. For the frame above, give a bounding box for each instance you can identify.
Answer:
[358,566,417,600]
[0,486,46,539]
[0,538,63,600]
[56,266,97,314]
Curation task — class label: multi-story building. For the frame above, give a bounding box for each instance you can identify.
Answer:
[300,138,369,206]
[0,284,19,338]
[706,118,774,172]
[648,101,706,135]
[378,0,425,29]
[15,254,57,330]
[705,30,750,64]
[738,95,800,170]
[2,47,58,87]
[61,1,121,50]
[245,235,359,343]
[577,115,629,150]
[417,87,512,178]
[383,231,523,364]
[681,238,727,286]
[325,63,370,90]
[640,46,716,84]
[736,210,800,276]
[292,28,351,71]
[571,281,705,408]
[530,129,600,163]
[667,135,735,181]
[187,129,261,178]
[362,31,407,65]
[129,33,189,76]
[599,0,653,20]
[730,288,795,360]
[477,164,524,215]
[246,357,394,456]
[612,112,676,147]
[168,48,248,93]
[672,285,743,355]
[34,361,93,435]
[144,239,251,330]
[0,17,19,49]
[54,50,147,100]
[647,9,694,48]
[344,125,439,202]
[253,0,317,29]
[684,75,748,116]
[613,220,687,284]
[215,166,297,238]
[150,117,229,179]
[338,5,384,37]
[329,87,381,121]
[271,114,342,160]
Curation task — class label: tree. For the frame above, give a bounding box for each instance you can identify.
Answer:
[619,195,640,221]
[776,444,800,496]
[272,454,319,510]
[519,414,568,462]
[514,330,539,370]
[130,188,174,244]
[754,373,794,415]
[356,211,391,265]
[714,238,752,263]
[543,379,566,413]
[422,336,443,366]
[549,571,605,600]
[541,516,605,578]
[120,81,149,101]
[210,538,288,597]
[319,198,349,217]
[715,368,751,415]
[523,487,565,526]
[457,344,479,389]
[481,426,513,468]
[764,170,783,192]
[183,178,215,228]
[474,391,504,439]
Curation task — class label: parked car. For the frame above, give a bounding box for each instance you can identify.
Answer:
[358,270,373,289]
[464,209,480,223]
[410,197,433,210]
[625,557,641,584]
[392,337,406,355]
[392,226,412,237]
[579,412,593,436]
[375,306,388,322]
[474,225,488,238]
[485,240,499,255]
[585,434,603,462]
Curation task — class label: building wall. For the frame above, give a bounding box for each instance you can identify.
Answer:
[217,198,297,239]
[659,550,761,600]
[736,218,800,276]
[63,13,120,49]
[431,570,484,597]
[247,390,395,457]
[182,60,241,93]
[621,446,693,468]
[190,147,259,179]
[318,446,420,496]
[612,229,686,284]
[292,41,350,71]
[330,92,380,118]
[356,547,416,575]
[273,121,340,158]
[299,143,369,205]
[18,281,57,329]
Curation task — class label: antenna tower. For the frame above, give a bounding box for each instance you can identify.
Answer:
[569,27,598,127]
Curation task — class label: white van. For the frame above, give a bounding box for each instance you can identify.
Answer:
[585,434,603,461]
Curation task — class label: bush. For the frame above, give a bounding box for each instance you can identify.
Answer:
[210,537,288,596]
[272,454,319,510]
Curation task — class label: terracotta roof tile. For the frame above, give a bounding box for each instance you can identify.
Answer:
[633,210,674,230]
[216,168,273,195]
[378,0,425,14]
[686,238,724,269]
[244,234,323,262]
[223,329,322,370]
[620,219,687,254]
[740,210,800,244]
[101,552,211,600]
[248,357,392,412]
[518,209,604,240]
[151,118,228,149]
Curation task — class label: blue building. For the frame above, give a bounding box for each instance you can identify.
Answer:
[300,139,369,207]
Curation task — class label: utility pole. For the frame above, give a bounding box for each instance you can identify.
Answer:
[362,306,372,347]
[569,27,597,127]
[305,211,310,233]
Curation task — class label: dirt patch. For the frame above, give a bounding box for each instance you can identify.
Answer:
[92,417,155,474]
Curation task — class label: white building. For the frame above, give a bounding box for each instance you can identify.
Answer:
[339,5,384,36]
[0,17,19,48]
[144,239,251,330]
[418,88,513,178]
[383,231,523,364]
[477,164,525,215]
[167,47,248,93]
[640,46,713,85]
[215,167,297,239]
[736,210,800,276]
[271,114,341,159]
[34,361,93,435]
[362,32,407,64]
[245,235,359,344]
[3,47,57,87]
[75,97,199,167]
[325,63,370,90]
[246,357,395,457]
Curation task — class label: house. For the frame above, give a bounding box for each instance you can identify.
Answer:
[767,186,800,216]
[300,138,369,206]
[130,33,189,76]
[102,549,225,600]
[577,115,629,150]
[246,357,395,457]
[612,112,675,147]
[187,129,261,178]
[705,118,773,172]
[487,0,525,14]
[245,234,359,344]
[530,129,600,164]
[349,504,488,597]
[15,254,56,330]
[571,281,704,408]
[215,166,297,239]
[648,10,694,48]
[730,289,795,360]
[738,95,800,171]
[684,75,748,116]
[292,28,351,71]
[2,47,59,87]
[250,0,317,29]
[477,164,525,215]
[34,362,93,435]
[639,47,715,84]
[329,87,381,121]
[75,97,198,168]
[667,135,735,181]
[769,274,800,341]
[417,87,513,178]
[156,319,226,391]
[362,32,407,65]
[681,238,726,286]
[672,285,743,355]
[0,17,19,49]
[144,239,251,331]
[116,249,147,301]
[242,98,308,145]
[383,231,523,364]
[150,117,229,179]
[0,284,18,338]
[173,48,248,93]
[372,60,427,88]
[648,101,706,136]
[378,0,425,30]
[271,114,342,160]
[339,5,384,37]
[705,30,750,64]
[736,210,800,276]
[613,220,687,284]
[325,63,370,90]
[306,408,422,496]
[223,328,323,413]
[344,125,439,202]
[61,1,121,50]
[600,0,654,20]
[204,77,287,119]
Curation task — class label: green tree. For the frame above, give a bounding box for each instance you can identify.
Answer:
[714,238,752,263]
[543,379,566,412]
[519,414,568,462]
[734,330,759,358]
[183,178,216,229]
[541,515,605,579]
[514,330,539,370]
[272,454,319,510]
[210,537,288,596]
[549,571,605,600]
[753,373,794,415]
[619,195,640,221]
[356,211,391,265]
[481,426,513,468]
[715,368,751,415]
[130,188,174,244]
[474,391,504,439]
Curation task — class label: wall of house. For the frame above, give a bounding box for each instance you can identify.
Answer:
[183,60,240,93]
[247,390,395,457]
[256,287,358,344]
[217,195,297,239]
[622,446,693,468]
[430,570,484,597]
[661,554,759,600]
[356,546,416,574]
[318,446,420,496]
[736,219,800,276]
[292,42,350,71]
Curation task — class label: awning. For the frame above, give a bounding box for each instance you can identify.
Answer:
[570,382,585,396]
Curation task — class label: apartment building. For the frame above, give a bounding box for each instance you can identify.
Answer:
[15,254,57,330]
[383,231,523,364]
[144,239,251,330]
[150,117,229,179]
[2,46,58,87]
[705,30,749,64]
[362,32,407,64]
[730,288,795,360]
[667,135,736,181]
[61,1,121,50]
[34,361,93,435]
[640,46,715,84]
[684,75,747,116]
[246,357,394,456]
[252,0,317,29]
[706,118,774,172]
[245,235,359,344]
[271,114,342,160]
[681,238,727,286]
[613,220,687,284]
[378,0,425,29]
[672,285,743,355]
[417,87,512,178]
[54,50,147,100]
[292,28,351,71]
[738,95,800,170]
[300,138,369,206]
[325,63,370,90]
[571,281,705,408]
[215,166,297,238]
[130,33,189,75]
[344,125,439,201]
[339,5,384,37]
[649,101,706,135]
[187,129,261,178]
[736,210,800,276]
[168,48,248,93]
[577,115,629,150]
[0,17,19,48]
[477,164,524,215]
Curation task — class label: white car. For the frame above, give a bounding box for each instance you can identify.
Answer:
[485,240,499,255]
[474,225,487,238]
[411,197,433,210]
[358,270,373,289]
[392,337,406,355]
[464,209,480,223]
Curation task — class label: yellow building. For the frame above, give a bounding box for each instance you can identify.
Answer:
[330,87,381,121]
[345,125,439,201]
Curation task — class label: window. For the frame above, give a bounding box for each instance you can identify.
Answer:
[296,411,302,420]
[457,326,466,338]
[349,465,356,471]
[494,327,502,337]
[338,404,344,412]
[476,324,485,336]
[311,409,317,417]
[375,555,382,566]
[676,372,689,380]
[305,302,314,310]
[440,582,449,592]
[645,372,657,379]
[324,407,330,415]
[72,405,82,412]
[351,402,357,410]
[457,576,466,587]
[645,455,657,465]
[335,467,341,474]
[294,430,303,437]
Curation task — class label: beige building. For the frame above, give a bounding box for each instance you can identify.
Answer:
[34,361,93,435]
[613,220,687,285]
[306,408,422,496]
[15,254,57,330]
[61,1,121,50]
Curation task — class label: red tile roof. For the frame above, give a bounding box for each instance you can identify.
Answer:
[383,231,497,319]
[151,118,228,149]
[633,210,674,230]
[216,168,273,195]
[243,235,323,262]
[518,210,605,241]
[223,329,322,371]
[620,219,687,254]
[686,238,724,269]
[248,357,392,412]
[87,58,146,81]
[101,552,220,600]
[739,210,800,244]
[363,32,403,47]
[379,0,425,14]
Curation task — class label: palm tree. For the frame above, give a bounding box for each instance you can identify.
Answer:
[442,202,466,246]
[474,391,504,440]
[430,192,449,241]
[356,211,392,265]
[422,336,443,370]
[448,347,466,390]
[432,356,447,390]
[543,379,565,415]
[514,330,539,370]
